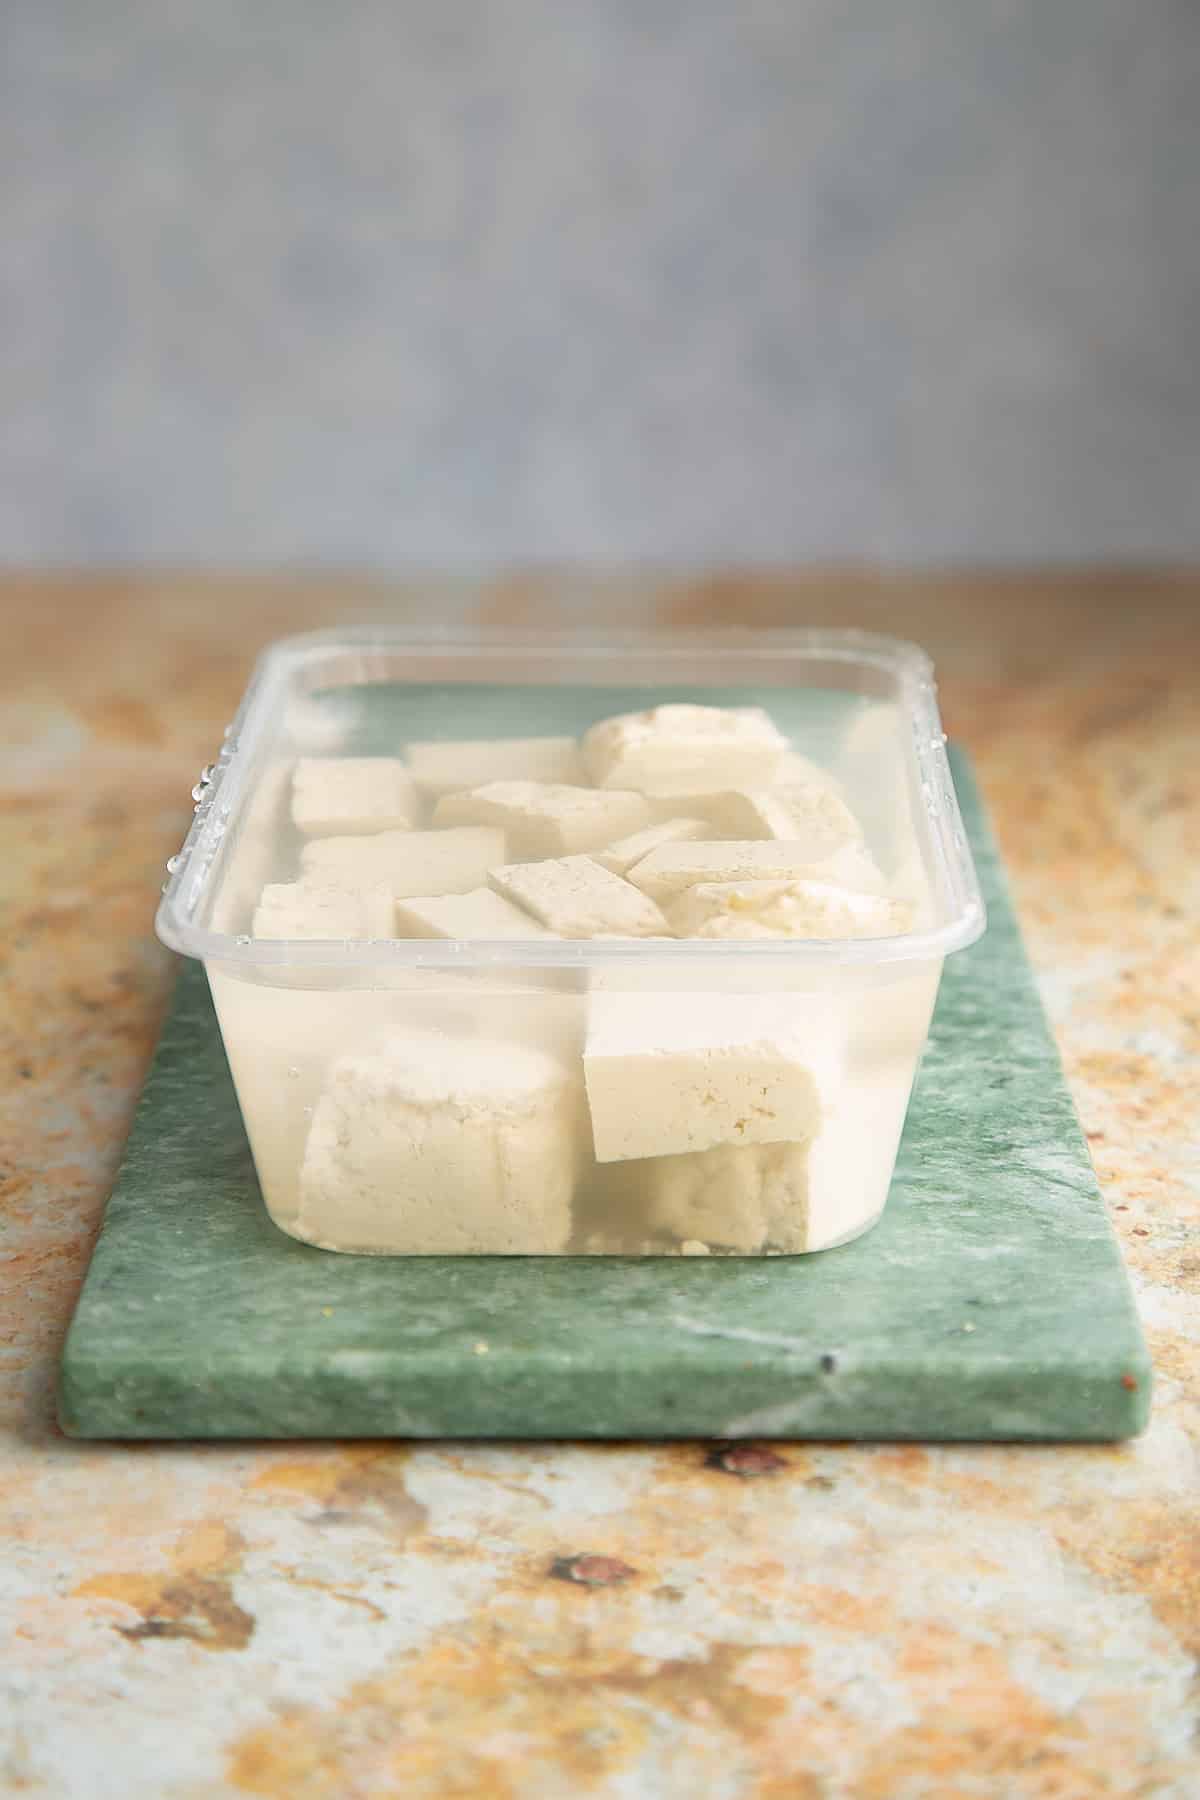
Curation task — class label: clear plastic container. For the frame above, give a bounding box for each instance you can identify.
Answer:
[157,628,984,1256]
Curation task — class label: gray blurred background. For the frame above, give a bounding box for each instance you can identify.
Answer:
[4,0,1199,568]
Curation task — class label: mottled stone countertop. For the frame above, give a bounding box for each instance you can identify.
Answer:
[2,574,1197,1798]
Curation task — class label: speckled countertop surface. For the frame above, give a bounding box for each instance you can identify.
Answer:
[2,574,1197,1798]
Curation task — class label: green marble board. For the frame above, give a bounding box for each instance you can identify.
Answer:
[59,754,1150,1442]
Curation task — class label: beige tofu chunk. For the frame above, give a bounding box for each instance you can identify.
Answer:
[490,856,669,939]
[596,816,708,876]
[731,783,865,847]
[626,838,887,906]
[300,827,505,898]
[297,1031,583,1253]
[642,788,780,837]
[582,704,788,792]
[668,879,915,941]
[434,782,653,857]
[394,887,558,940]
[638,1139,812,1252]
[405,735,584,799]
[646,776,863,848]
[773,749,849,796]
[583,993,829,1163]
[252,880,395,941]
[291,758,419,836]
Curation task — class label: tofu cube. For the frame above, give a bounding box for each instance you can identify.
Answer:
[642,789,776,837]
[645,778,863,848]
[638,1140,812,1252]
[668,879,915,940]
[298,1031,583,1253]
[582,704,788,792]
[434,782,653,858]
[291,758,419,836]
[394,887,558,940]
[626,839,888,906]
[252,881,395,941]
[490,856,669,939]
[596,816,708,876]
[405,736,583,799]
[300,827,505,898]
[729,783,865,847]
[773,749,849,796]
[583,993,829,1162]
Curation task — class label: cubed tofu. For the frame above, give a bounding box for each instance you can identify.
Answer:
[626,839,887,906]
[642,789,780,837]
[297,1031,583,1253]
[394,887,558,940]
[490,856,669,939]
[582,704,788,792]
[404,736,584,798]
[729,783,865,847]
[434,782,653,858]
[583,993,830,1162]
[291,758,419,836]
[596,816,708,876]
[668,879,915,940]
[300,827,505,898]
[252,881,396,941]
[638,1139,812,1252]
[773,749,850,798]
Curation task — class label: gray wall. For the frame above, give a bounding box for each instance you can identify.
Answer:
[4,0,1199,566]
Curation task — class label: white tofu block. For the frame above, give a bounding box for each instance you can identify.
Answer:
[774,749,849,797]
[668,879,915,941]
[582,704,788,792]
[298,1031,582,1253]
[490,856,669,939]
[732,783,865,847]
[252,881,396,941]
[626,839,888,906]
[291,758,419,836]
[300,827,505,898]
[646,778,863,848]
[583,993,829,1162]
[642,788,778,836]
[394,886,559,940]
[405,735,584,799]
[434,782,653,857]
[639,1140,812,1252]
[596,816,708,876]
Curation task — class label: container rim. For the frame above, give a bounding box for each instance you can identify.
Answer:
[156,625,986,970]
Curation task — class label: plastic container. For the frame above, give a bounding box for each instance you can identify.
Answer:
[157,628,984,1256]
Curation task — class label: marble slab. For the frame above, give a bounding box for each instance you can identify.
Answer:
[58,754,1150,1441]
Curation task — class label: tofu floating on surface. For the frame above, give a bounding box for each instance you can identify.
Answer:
[596,816,708,876]
[729,782,865,847]
[252,881,395,941]
[668,879,915,941]
[394,887,558,940]
[583,993,830,1163]
[773,748,850,797]
[405,735,584,799]
[434,782,653,858]
[490,855,669,939]
[626,838,887,906]
[582,704,788,793]
[642,788,780,837]
[645,778,863,848]
[291,758,419,836]
[298,1031,582,1253]
[300,827,505,898]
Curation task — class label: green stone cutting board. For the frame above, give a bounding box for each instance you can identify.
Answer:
[58,754,1151,1442]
